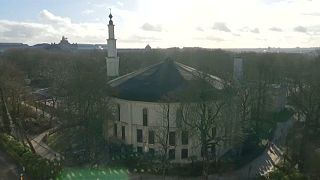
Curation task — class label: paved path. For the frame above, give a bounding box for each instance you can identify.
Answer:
[21,102,51,119]
[0,149,20,180]
[21,102,61,161]
[30,130,62,161]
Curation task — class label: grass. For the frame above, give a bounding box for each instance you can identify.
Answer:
[56,167,129,180]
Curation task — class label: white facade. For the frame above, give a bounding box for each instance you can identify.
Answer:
[106,56,119,77]
[104,98,237,162]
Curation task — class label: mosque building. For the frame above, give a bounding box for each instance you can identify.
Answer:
[103,12,242,162]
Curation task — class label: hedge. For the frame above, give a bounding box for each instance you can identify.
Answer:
[0,134,62,179]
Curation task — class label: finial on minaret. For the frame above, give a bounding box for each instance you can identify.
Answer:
[108,8,113,25]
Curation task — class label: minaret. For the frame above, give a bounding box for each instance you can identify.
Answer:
[106,10,119,77]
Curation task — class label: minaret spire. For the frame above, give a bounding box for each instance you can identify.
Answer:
[106,9,119,77]
[108,8,113,25]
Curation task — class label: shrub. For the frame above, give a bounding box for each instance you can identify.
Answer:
[0,134,62,179]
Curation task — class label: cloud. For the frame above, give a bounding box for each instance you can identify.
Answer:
[294,26,308,33]
[206,36,224,42]
[302,12,320,16]
[269,27,282,32]
[256,37,267,41]
[212,22,231,32]
[39,9,71,26]
[251,28,260,34]
[262,0,293,4]
[0,20,56,40]
[141,23,162,32]
[117,1,124,7]
[196,26,204,31]
[309,25,320,32]
[82,9,94,15]
[0,10,106,44]
[240,27,261,34]
[121,35,160,43]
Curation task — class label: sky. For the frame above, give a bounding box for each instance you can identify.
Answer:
[1,0,320,48]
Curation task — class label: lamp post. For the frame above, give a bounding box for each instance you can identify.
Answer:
[143,142,149,153]
[20,166,25,180]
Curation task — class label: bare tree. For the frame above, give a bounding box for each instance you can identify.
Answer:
[178,73,235,180]
[288,68,320,170]
[53,58,113,162]
[155,99,177,179]
[0,60,36,153]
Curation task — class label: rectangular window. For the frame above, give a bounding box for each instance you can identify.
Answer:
[181,149,188,159]
[169,149,175,160]
[143,108,148,126]
[137,146,143,154]
[181,131,188,145]
[121,126,125,140]
[117,104,120,121]
[210,146,216,158]
[137,129,143,143]
[212,127,216,137]
[201,147,203,157]
[114,124,117,137]
[169,132,176,146]
[148,130,155,144]
[176,109,182,127]
[149,148,155,156]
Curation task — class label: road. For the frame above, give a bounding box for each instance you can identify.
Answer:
[0,149,20,180]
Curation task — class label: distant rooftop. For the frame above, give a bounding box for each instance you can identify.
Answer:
[0,43,29,52]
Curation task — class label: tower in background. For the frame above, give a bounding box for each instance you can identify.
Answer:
[106,10,119,77]
[233,57,243,84]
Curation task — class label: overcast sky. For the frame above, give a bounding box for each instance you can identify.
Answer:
[1,0,320,48]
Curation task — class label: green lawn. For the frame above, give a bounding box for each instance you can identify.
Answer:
[56,168,129,180]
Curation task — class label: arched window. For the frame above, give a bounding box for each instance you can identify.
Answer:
[143,108,148,126]
[117,104,120,121]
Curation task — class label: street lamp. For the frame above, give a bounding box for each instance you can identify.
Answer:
[143,142,149,153]
[20,166,25,180]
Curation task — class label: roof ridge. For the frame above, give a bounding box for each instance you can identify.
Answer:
[175,62,224,90]
[108,61,165,87]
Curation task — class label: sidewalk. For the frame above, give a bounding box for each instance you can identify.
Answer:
[21,102,61,161]
[21,102,51,119]
[30,130,62,161]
